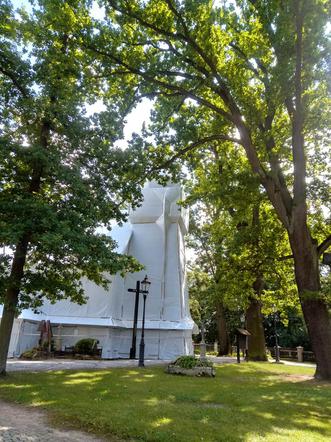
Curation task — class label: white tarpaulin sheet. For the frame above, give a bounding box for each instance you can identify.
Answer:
[2,183,195,359]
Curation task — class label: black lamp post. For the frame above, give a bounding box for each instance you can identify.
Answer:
[138,275,151,367]
[128,275,151,360]
[128,280,140,359]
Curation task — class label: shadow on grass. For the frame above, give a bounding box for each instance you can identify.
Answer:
[0,363,330,441]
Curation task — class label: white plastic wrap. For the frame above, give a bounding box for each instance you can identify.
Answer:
[2,183,195,359]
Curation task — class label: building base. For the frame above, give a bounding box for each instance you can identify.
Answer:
[8,320,194,361]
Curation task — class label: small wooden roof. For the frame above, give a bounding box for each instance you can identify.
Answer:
[236,328,251,336]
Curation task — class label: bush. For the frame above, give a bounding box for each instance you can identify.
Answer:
[173,355,213,369]
[20,348,41,359]
[74,338,99,355]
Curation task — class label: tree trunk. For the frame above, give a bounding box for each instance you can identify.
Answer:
[0,300,18,375]
[0,237,29,375]
[0,120,48,375]
[289,228,331,379]
[245,206,267,361]
[215,302,229,355]
[246,298,267,361]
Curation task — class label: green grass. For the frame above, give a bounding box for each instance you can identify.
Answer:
[0,362,330,441]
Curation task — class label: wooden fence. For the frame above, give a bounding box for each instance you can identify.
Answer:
[193,342,315,363]
[268,347,315,363]
[193,343,217,354]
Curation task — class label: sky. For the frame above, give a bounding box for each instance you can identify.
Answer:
[86,99,154,150]
[116,100,153,150]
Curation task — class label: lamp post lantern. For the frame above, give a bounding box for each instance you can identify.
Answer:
[128,275,151,361]
[138,275,151,367]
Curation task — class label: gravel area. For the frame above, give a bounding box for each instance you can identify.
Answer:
[5,356,237,372]
[5,356,314,373]
[5,358,172,372]
[0,401,104,442]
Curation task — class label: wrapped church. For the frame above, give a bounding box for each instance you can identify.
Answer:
[2,182,195,360]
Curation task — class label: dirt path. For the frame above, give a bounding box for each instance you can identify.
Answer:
[0,400,104,442]
[6,358,172,372]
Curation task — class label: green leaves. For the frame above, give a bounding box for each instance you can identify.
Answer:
[0,0,145,310]
[186,138,297,318]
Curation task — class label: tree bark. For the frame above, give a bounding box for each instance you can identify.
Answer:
[0,237,29,375]
[246,298,267,361]
[0,120,48,376]
[215,302,229,355]
[245,205,267,361]
[246,273,267,361]
[289,227,331,379]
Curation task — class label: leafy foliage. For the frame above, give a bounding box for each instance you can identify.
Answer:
[74,338,99,355]
[172,355,213,369]
[264,307,311,350]
[0,0,146,312]
[88,0,331,376]
[186,145,299,349]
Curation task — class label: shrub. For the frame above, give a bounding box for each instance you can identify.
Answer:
[20,348,41,359]
[173,355,213,369]
[206,351,218,356]
[74,338,99,355]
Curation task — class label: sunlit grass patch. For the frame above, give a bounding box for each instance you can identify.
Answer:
[0,363,330,441]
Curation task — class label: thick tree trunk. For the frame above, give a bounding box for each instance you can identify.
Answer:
[246,275,268,363]
[244,206,267,361]
[0,299,18,375]
[215,302,229,355]
[246,298,267,361]
[0,237,29,375]
[0,120,48,375]
[288,1,331,379]
[289,227,331,379]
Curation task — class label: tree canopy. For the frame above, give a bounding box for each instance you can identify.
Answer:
[87,0,331,378]
[184,141,299,358]
[0,0,145,374]
[1,0,330,378]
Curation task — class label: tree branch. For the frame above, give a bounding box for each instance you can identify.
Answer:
[153,134,243,172]
[291,0,306,211]
[108,0,239,112]
[229,42,264,82]
[317,235,331,257]
[85,44,234,122]
[277,254,294,261]
[0,59,30,99]
[104,1,292,230]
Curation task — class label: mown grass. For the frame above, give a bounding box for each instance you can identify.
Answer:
[0,362,330,441]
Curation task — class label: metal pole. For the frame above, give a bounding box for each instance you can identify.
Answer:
[236,332,240,364]
[200,321,206,361]
[138,294,147,367]
[129,281,140,359]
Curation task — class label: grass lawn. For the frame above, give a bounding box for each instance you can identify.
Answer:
[0,362,330,441]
